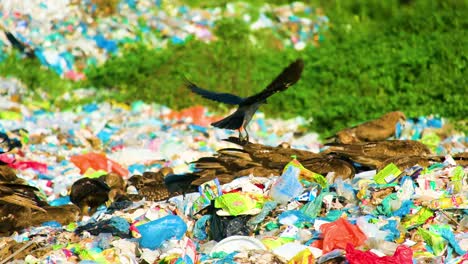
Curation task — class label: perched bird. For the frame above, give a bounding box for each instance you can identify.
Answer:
[0,182,47,235]
[30,204,81,226]
[127,167,197,201]
[327,111,407,144]
[190,139,355,185]
[223,137,320,167]
[453,152,468,167]
[0,165,20,183]
[185,59,304,142]
[376,155,441,171]
[301,153,356,181]
[69,177,111,216]
[324,140,432,168]
[0,182,46,211]
[70,172,132,215]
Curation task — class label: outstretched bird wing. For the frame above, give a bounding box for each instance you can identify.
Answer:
[241,58,304,106]
[184,80,244,105]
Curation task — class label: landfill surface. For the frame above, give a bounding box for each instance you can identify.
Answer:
[0,77,467,264]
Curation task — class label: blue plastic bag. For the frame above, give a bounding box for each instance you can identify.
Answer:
[138,215,187,249]
[270,165,304,203]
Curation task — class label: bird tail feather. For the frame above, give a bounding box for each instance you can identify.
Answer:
[211,111,244,130]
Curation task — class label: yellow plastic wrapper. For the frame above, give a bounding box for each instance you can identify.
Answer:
[261,236,294,250]
[402,207,433,229]
[214,192,265,216]
[420,132,441,153]
[374,163,402,184]
[286,158,328,189]
[288,248,315,264]
[417,228,447,256]
[0,111,22,120]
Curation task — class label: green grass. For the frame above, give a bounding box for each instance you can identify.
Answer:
[1,0,467,137]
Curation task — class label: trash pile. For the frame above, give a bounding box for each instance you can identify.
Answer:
[0,0,328,79]
[0,77,467,263]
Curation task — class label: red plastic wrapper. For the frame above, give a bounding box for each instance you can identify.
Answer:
[346,244,413,264]
[70,152,128,177]
[162,105,220,126]
[0,153,48,173]
[319,218,367,253]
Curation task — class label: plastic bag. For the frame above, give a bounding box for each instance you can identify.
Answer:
[137,215,187,250]
[356,216,389,241]
[319,218,367,253]
[345,244,413,264]
[209,214,251,242]
[430,225,467,256]
[270,164,304,203]
[70,152,128,176]
[214,192,265,216]
[279,210,315,227]
[288,248,315,264]
[0,153,48,173]
[247,201,278,227]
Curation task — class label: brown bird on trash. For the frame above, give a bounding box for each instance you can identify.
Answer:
[30,204,81,226]
[69,177,111,216]
[190,153,277,186]
[190,138,354,186]
[453,152,468,167]
[190,141,297,185]
[0,182,47,235]
[376,152,468,172]
[223,137,320,166]
[301,153,356,182]
[222,137,356,180]
[127,167,196,201]
[185,59,304,142]
[0,165,19,183]
[70,172,130,215]
[327,111,407,144]
[375,155,441,171]
[324,140,432,168]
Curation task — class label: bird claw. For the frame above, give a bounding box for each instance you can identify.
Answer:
[238,129,250,144]
[238,135,249,145]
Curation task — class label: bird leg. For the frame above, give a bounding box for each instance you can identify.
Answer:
[238,126,250,143]
[244,127,250,143]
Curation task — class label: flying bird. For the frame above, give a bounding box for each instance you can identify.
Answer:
[327,111,407,144]
[185,59,304,142]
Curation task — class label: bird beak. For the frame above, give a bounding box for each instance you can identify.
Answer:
[399,118,407,128]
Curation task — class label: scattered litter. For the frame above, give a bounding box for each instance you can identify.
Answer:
[0,77,466,263]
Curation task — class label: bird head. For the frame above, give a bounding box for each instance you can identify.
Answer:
[159,167,174,178]
[396,111,407,125]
